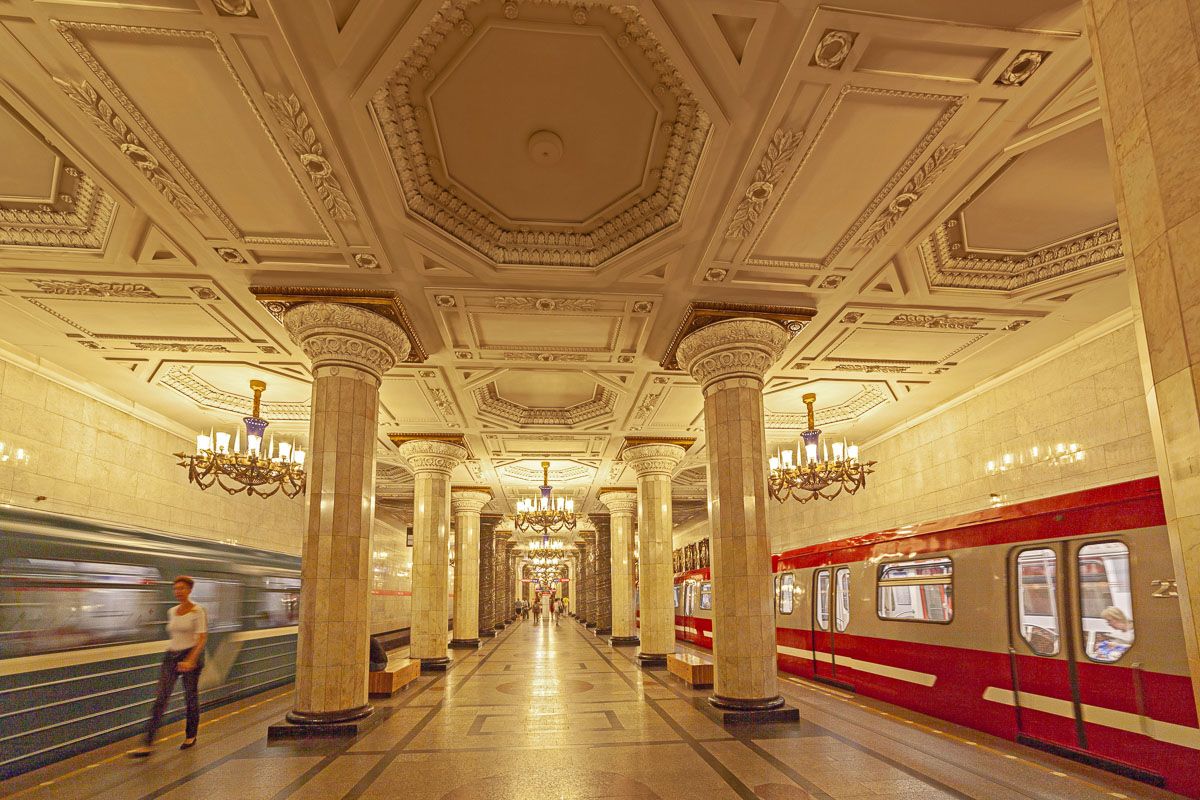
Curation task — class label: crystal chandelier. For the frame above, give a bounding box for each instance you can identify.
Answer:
[767,393,876,503]
[514,461,577,534]
[175,380,307,499]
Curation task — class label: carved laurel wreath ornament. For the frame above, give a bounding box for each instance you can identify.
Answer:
[856,141,965,251]
[725,128,804,239]
[54,78,202,216]
[264,92,357,222]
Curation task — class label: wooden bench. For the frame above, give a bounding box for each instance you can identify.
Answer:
[368,657,419,697]
[667,651,713,689]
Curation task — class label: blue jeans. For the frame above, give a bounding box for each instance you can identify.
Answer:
[145,649,204,743]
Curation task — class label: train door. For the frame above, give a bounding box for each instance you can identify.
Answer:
[1007,540,1140,767]
[811,568,850,686]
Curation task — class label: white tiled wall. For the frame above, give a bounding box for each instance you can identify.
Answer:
[0,356,305,554]
[768,321,1159,552]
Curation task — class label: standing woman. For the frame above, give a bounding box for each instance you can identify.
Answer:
[132,575,207,756]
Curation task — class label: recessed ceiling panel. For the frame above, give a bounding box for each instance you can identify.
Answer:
[471,313,618,351]
[494,371,596,408]
[830,328,979,363]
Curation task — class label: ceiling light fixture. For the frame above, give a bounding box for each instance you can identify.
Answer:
[514,461,577,534]
[768,393,875,503]
[175,380,306,499]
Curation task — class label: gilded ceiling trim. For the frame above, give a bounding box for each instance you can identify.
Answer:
[659,301,815,371]
[250,286,428,362]
[53,20,334,247]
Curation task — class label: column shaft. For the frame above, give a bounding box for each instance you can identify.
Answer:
[678,317,790,714]
[279,302,408,729]
[600,491,639,644]
[450,490,491,648]
[398,441,467,670]
[593,518,613,635]
[478,519,497,636]
[1085,0,1200,709]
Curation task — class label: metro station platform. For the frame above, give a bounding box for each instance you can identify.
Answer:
[0,619,1174,800]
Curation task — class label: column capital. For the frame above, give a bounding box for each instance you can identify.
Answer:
[676,317,788,391]
[451,487,493,514]
[598,489,638,516]
[396,439,468,475]
[282,302,410,379]
[622,442,687,477]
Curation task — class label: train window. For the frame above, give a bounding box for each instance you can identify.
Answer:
[877,557,953,623]
[674,585,680,610]
[189,577,242,632]
[699,582,713,611]
[1016,549,1059,656]
[0,558,161,657]
[779,573,794,614]
[255,576,300,628]
[1078,542,1134,663]
[684,583,695,616]
[815,570,830,630]
[774,576,780,615]
[835,567,850,632]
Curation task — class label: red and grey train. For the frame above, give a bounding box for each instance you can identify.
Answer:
[672,477,1198,797]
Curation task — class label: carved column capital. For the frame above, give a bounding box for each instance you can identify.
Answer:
[598,489,638,516]
[396,439,468,475]
[622,442,687,477]
[451,488,493,515]
[282,302,410,380]
[675,317,787,392]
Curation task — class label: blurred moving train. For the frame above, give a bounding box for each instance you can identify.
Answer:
[0,506,415,778]
[673,477,1200,798]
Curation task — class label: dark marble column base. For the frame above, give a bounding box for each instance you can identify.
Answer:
[594,627,612,636]
[420,657,451,672]
[585,622,598,629]
[637,653,668,668]
[269,704,371,740]
[449,638,480,649]
[480,628,497,638]
[707,694,799,725]
[609,635,640,646]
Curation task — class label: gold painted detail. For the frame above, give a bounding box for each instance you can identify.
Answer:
[31,278,157,298]
[812,29,856,70]
[54,77,201,216]
[264,92,356,222]
[725,129,803,239]
[833,363,908,373]
[889,313,981,330]
[493,296,597,312]
[996,50,1050,87]
[660,301,814,371]
[856,141,965,251]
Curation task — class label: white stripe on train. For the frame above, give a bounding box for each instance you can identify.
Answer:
[982,686,1200,750]
[0,626,299,678]
[775,644,937,687]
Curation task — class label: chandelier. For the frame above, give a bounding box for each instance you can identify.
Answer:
[767,392,875,503]
[514,461,577,534]
[529,562,565,588]
[174,380,307,499]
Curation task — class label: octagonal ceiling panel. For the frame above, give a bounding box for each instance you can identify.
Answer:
[494,370,596,408]
[429,23,657,225]
[370,0,711,267]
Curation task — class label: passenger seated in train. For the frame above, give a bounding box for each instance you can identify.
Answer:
[1091,606,1134,661]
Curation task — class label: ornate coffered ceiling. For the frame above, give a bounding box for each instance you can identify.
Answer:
[0,0,1127,524]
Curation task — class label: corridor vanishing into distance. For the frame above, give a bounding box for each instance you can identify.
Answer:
[1,619,1175,800]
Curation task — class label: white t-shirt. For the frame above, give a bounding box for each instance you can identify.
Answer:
[166,605,207,652]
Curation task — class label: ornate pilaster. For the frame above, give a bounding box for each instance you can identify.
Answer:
[397,439,468,671]
[478,515,500,637]
[590,515,613,636]
[497,534,515,624]
[449,488,492,649]
[678,317,798,722]
[578,538,592,626]
[274,303,407,734]
[599,489,639,645]
[623,441,687,666]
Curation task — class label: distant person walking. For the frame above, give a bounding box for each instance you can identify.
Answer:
[554,598,565,625]
[532,597,542,622]
[132,576,207,757]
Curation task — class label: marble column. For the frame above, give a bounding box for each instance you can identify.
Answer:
[492,532,508,627]
[678,318,797,721]
[478,516,499,637]
[277,302,408,731]
[499,537,515,623]
[1085,0,1200,710]
[566,556,576,616]
[599,489,639,645]
[397,439,468,671]
[449,488,491,649]
[577,541,590,624]
[623,442,686,667]
[591,516,613,636]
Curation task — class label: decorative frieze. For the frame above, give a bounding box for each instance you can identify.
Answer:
[856,141,965,251]
[30,279,157,298]
[264,92,356,222]
[725,128,804,239]
[493,297,597,312]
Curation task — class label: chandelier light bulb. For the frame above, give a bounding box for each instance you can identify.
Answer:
[215,431,231,453]
[197,434,212,453]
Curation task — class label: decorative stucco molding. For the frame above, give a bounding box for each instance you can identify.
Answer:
[675,317,788,391]
[282,302,410,379]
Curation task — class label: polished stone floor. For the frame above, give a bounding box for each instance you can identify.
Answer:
[1,617,1178,800]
